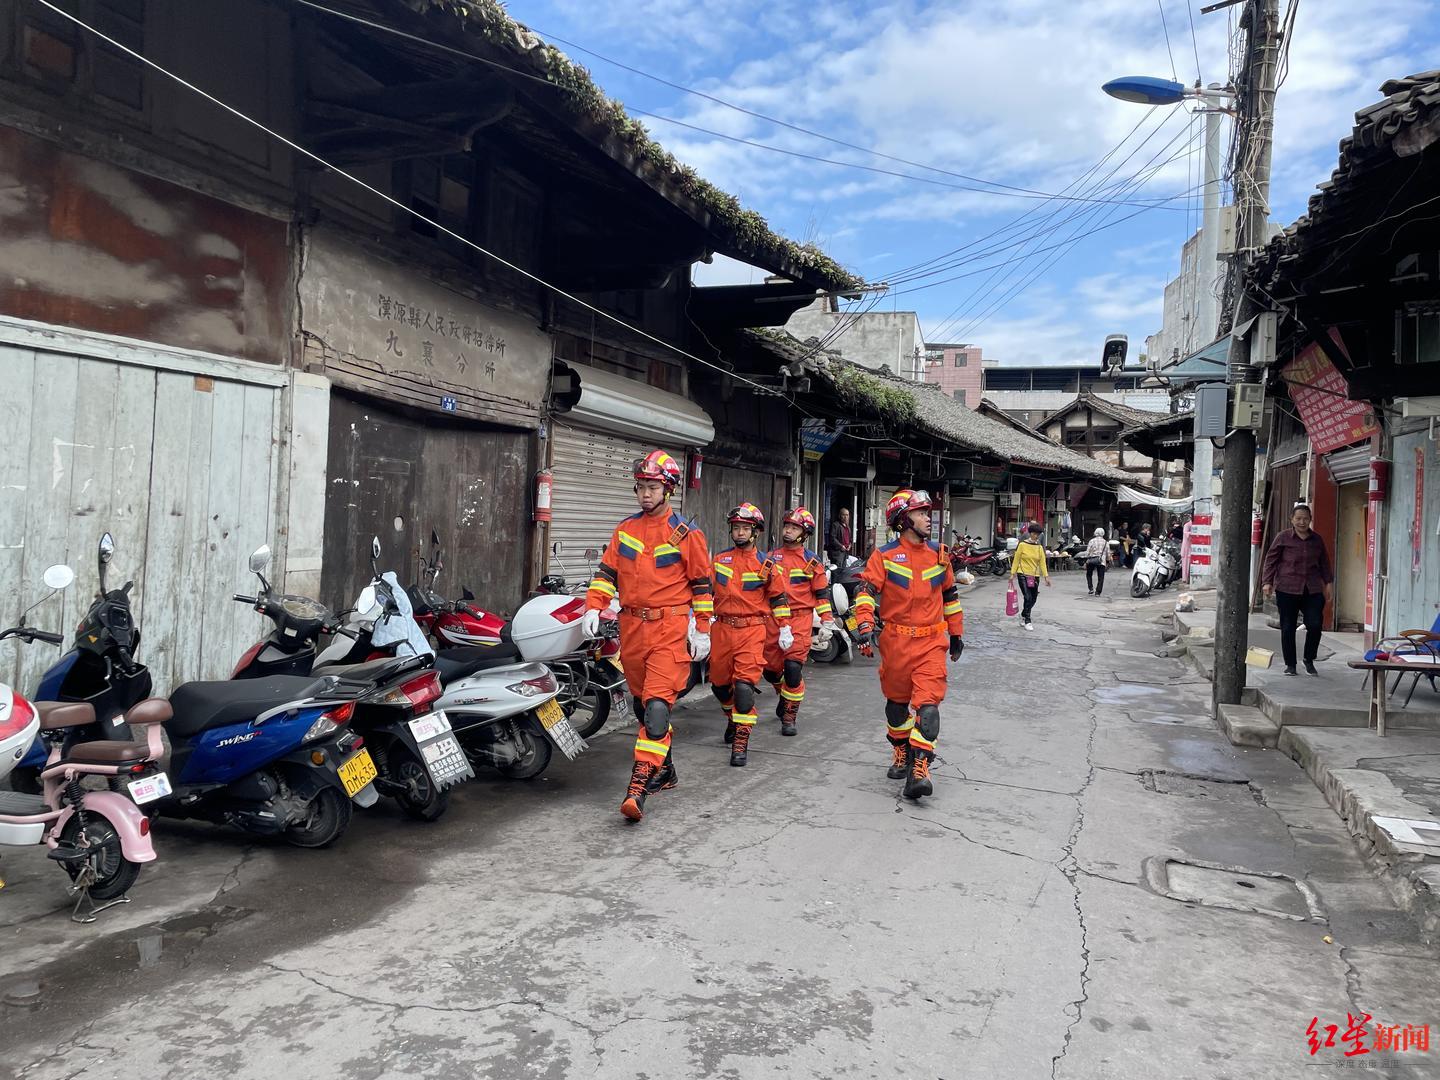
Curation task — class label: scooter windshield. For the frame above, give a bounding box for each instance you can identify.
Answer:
[368,571,435,659]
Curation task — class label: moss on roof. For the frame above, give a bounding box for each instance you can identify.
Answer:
[406,0,862,291]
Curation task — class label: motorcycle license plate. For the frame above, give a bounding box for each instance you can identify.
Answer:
[338,748,378,798]
[408,710,453,741]
[845,614,858,631]
[409,711,473,788]
[535,696,566,731]
[127,772,172,805]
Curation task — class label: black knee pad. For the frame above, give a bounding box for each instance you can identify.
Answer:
[643,698,671,740]
[711,682,733,706]
[885,700,910,726]
[916,704,940,742]
[763,669,781,686]
[733,681,756,713]
[783,659,804,687]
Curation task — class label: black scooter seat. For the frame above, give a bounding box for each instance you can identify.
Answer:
[433,645,523,683]
[167,676,322,740]
[313,654,431,685]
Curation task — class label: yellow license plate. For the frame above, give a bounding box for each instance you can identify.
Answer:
[338,748,378,797]
[536,697,565,731]
[845,614,858,631]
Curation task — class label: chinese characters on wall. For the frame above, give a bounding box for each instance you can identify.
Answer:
[376,292,505,383]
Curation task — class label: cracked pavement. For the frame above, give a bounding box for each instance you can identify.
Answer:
[2,578,1437,1078]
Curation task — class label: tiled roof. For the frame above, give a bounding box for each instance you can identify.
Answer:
[745,332,1135,483]
[1046,391,1170,430]
[1255,70,1440,275]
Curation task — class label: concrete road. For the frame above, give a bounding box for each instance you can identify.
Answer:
[2,577,1436,1079]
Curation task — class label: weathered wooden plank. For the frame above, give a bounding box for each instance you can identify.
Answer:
[198,380,247,681]
[170,377,216,694]
[18,353,80,696]
[0,345,36,691]
[233,383,278,655]
[142,372,200,694]
[108,364,158,646]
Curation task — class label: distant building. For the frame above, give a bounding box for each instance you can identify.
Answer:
[981,363,1168,426]
[785,297,925,381]
[922,342,984,408]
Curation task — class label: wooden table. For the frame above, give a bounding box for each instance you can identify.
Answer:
[1346,656,1440,737]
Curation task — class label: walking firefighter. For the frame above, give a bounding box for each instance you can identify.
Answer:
[762,507,836,737]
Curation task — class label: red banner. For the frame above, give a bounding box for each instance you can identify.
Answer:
[1189,512,1213,568]
[1365,504,1377,632]
[1414,447,1426,576]
[1281,334,1378,454]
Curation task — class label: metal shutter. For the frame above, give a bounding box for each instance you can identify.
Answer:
[548,423,685,570]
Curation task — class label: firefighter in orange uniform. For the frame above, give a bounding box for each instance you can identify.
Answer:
[762,507,835,736]
[710,503,793,767]
[852,489,965,800]
[583,450,713,822]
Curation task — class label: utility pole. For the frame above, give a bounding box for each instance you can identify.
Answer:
[1213,0,1282,709]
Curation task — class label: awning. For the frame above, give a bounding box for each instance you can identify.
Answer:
[557,362,715,445]
[1116,484,1194,511]
[1162,337,1230,382]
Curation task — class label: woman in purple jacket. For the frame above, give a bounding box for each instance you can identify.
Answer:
[1260,504,1334,676]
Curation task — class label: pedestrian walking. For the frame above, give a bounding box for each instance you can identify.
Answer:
[852,490,965,800]
[1084,527,1110,595]
[762,507,835,736]
[709,503,792,767]
[1260,503,1334,677]
[1009,524,1051,629]
[583,450,714,822]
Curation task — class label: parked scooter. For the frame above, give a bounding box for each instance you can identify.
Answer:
[1130,544,1165,597]
[811,554,859,665]
[424,535,625,739]
[0,564,162,920]
[950,535,1004,576]
[11,533,153,792]
[228,542,466,821]
[327,538,589,781]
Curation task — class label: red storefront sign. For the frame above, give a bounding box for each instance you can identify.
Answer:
[1280,336,1378,454]
[1365,504,1377,632]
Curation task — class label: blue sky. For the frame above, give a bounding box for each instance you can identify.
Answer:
[509,0,1438,366]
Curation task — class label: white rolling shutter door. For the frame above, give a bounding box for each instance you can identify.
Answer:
[549,424,685,566]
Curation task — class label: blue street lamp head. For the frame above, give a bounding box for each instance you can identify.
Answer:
[1102,75,1189,106]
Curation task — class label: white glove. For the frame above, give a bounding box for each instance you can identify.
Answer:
[778,625,795,651]
[688,624,711,662]
[581,609,601,639]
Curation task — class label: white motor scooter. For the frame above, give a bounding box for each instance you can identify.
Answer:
[1130,546,1165,597]
[319,559,590,781]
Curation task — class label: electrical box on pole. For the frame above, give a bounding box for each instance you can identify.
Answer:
[1194,384,1229,438]
[1230,383,1265,429]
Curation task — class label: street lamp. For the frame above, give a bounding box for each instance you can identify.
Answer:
[1102,73,1234,590]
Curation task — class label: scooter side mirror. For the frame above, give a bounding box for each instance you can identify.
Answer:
[248,545,272,574]
[371,536,382,561]
[98,532,115,564]
[43,565,75,591]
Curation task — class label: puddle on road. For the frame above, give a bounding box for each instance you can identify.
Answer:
[132,906,253,971]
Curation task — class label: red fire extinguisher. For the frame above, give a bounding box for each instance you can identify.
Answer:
[535,468,553,523]
[1251,512,1263,547]
[688,451,703,490]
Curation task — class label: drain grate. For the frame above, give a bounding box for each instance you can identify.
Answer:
[1142,857,1325,921]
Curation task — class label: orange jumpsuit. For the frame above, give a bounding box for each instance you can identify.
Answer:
[586,509,712,767]
[853,537,964,754]
[710,546,791,729]
[763,545,832,720]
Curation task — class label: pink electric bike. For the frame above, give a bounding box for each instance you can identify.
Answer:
[0,564,164,922]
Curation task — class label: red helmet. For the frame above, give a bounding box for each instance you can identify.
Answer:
[727,502,765,529]
[886,489,933,531]
[781,506,816,536]
[633,450,682,491]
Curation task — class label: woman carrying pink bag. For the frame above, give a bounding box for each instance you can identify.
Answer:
[1008,524,1051,630]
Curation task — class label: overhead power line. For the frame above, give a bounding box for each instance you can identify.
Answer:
[289,0,1189,212]
[1158,0,1180,81]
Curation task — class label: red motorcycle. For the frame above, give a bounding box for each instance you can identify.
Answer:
[949,534,1006,576]
[409,533,623,740]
